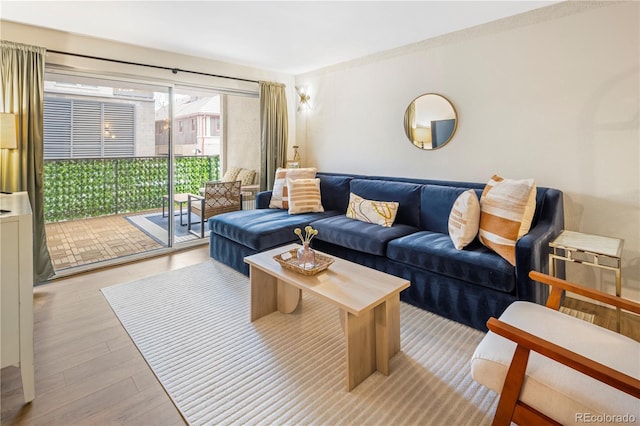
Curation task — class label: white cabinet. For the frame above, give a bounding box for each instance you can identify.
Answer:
[0,192,35,402]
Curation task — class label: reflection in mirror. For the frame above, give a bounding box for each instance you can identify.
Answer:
[404,93,457,150]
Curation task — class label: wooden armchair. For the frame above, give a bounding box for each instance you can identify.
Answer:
[472,271,640,426]
[188,180,241,238]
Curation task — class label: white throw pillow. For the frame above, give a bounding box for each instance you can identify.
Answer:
[346,192,399,227]
[448,189,480,250]
[269,167,317,209]
[286,178,324,214]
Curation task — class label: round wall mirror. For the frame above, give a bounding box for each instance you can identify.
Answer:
[403,93,458,150]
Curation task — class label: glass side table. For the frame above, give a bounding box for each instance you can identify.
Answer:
[549,230,624,331]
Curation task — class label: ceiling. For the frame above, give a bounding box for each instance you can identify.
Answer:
[2,1,560,75]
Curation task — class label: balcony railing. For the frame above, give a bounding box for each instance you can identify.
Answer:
[44,155,219,222]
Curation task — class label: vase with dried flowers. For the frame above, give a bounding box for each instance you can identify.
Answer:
[294,225,318,269]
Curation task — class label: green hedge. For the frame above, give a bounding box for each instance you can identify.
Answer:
[44,155,219,222]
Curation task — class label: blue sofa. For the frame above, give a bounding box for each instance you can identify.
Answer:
[209,172,564,330]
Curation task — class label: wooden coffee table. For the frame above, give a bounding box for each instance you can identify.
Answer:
[244,243,410,391]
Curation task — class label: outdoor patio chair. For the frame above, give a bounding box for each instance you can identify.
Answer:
[188,180,242,238]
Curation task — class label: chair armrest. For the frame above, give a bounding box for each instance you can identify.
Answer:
[487,317,640,398]
[529,271,640,314]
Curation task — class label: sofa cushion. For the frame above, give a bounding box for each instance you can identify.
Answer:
[312,215,419,256]
[387,231,515,293]
[349,179,422,227]
[346,192,399,227]
[421,185,483,233]
[318,174,352,212]
[210,208,338,251]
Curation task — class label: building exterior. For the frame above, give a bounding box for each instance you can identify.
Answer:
[43,80,157,158]
[155,96,221,156]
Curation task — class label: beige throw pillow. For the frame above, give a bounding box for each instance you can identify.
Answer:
[269,167,317,209]
[346,192,399,227]
[448,189,480,250]
[286,178,324,214]
[478,175,537,265]
[221,167,242,182]
[236,168,256,186]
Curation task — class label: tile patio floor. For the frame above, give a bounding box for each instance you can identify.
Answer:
[45,210,170,271]
[45,197,255,273]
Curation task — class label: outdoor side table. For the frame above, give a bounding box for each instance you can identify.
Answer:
[162,193,191,226]
[549,230,624,331]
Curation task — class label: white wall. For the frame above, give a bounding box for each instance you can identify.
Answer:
[225,94,260,178]
[295,2,640,301]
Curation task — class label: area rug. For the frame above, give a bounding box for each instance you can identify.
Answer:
[125,211,205,244]
[101,261,498,425]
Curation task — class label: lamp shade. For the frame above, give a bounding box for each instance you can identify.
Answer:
[0,113,17,149]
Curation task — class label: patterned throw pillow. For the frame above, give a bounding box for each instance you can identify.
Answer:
[269,167,317,209]
[221,167,242,182]
[286,178,324,214]
[236,168,256,186]
[448,189,480,250]
[478,175,537,265]
[346,192,399,227]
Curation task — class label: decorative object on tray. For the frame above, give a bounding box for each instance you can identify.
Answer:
[295,226,318,269]
[272,225,334,276]
[273,249,334,276]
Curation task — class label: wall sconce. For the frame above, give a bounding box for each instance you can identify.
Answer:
[1,113,18,150]
[296,86,311,112]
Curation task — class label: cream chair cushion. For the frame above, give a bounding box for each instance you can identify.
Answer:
[448,189,480,250]
[269,167,317,209]
[286,178,324,214]
[478,175,536,265]
[471,302,640,425]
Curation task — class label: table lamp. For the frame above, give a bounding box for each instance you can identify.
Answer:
[1,113,17,202]
[1,113,17,150]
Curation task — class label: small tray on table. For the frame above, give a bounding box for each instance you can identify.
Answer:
[273,249,334,276]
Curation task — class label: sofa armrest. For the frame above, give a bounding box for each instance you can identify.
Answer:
[256,190,273,209]
[514,189,564,303]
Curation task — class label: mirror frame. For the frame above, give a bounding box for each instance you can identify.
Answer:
[404,93,458,150]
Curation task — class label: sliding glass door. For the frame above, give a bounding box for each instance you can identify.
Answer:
[41,69,260,274]
[42,72,217,272]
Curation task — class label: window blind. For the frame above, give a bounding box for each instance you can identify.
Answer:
[44,98,135,159]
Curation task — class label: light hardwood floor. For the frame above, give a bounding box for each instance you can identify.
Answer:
[1,248,638,425]
[1,246,211,426]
